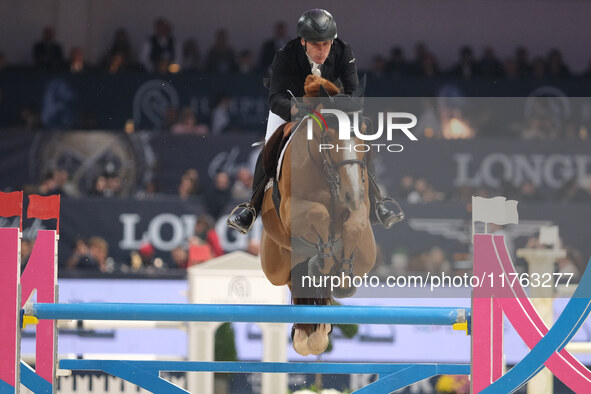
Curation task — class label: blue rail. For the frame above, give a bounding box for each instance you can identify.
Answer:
[60,359,471,375]
[28,303,468,326]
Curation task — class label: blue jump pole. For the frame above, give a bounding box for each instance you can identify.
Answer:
[27,303,468,326]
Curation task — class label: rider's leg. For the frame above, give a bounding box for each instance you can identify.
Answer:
[366,155,405,229]
[227,152,267,234]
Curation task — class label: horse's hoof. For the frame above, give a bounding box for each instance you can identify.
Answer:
[332,285,357,299]
[292,328,311,356]
[307,324,331,355]
[308,255,325,278]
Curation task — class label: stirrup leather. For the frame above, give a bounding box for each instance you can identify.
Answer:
[227,203,257,234]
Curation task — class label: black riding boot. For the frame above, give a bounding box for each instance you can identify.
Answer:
[367,158,405,229]
[227,152,267,234]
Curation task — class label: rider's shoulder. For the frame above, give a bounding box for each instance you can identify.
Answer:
[332,38,353,53]
[276,39,301,55]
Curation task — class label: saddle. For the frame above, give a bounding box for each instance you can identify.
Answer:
[262,121,295,180]
[261,121,297,219]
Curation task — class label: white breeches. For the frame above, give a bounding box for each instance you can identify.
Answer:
[264,110,287,142]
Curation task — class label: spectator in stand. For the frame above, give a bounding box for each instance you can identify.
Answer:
[20,239,33,272]
[547,48,571,77]
[182,168,203,197]
[410,41,430,75]
[206,171,233,218]
[141,18,177,73]
[67,237,113,272]
[170,246,189,269]
[194,214,224,257]
[89,175,107,196]
[206,30,237,73]
[556,177,586,202]
[89,169,123,198]
[104,172,123,197]
[210,94,233,134]
[129,243,165,272]
[181,39,201,71]
[105,52,127,74]
[51,167,76,197]
[178,173,197,200]
[171,106,209,135]
[259,21,289,74]
[406,177,445,203]
[237,50,255,75]
[448,46,478,79]
[478,47,502,77]
[418,53,440,78]
[231,166,254,200]
[186,215,224,266]
[19,105,42,129]
[103,28,134,69]
[88,236,115,272]
[503,57,519,79]
[518,180,542,202]
[395,175,415,201]
[514,46,532,77]
[385,47,407,77]
[135,180,160,200]
[67,47,90,73]
[37,171,58,195]
[65,238,90,270]
[33,26,64,70]
[531,56,546,79]
[368,55,387,79]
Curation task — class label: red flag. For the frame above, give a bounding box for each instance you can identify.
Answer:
[0,191,23,218]
[28,194,61,233]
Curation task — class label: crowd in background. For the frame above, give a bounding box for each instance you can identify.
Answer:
[3,19,591,78]
[2,18,591,140]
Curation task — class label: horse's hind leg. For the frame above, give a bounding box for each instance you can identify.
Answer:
[260,232,291,287]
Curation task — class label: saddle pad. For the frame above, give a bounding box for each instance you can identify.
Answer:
[276,119,302,179]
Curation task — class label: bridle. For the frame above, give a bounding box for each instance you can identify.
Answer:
[305,110,367,204]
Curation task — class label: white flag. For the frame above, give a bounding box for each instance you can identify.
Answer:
[472,196,519,225]
[539,225,559,248]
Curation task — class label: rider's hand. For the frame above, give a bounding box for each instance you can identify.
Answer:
[290,104,300,116]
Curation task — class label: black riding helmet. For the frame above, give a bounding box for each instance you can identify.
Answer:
[297,9,337,42]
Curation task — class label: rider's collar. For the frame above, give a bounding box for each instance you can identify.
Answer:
[305,53,322,73]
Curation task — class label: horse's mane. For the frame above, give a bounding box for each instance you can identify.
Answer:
[303,75,340,97]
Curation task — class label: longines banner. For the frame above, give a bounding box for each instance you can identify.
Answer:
[0,197,587,273]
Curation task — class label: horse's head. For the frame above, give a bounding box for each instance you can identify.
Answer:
[302,75,368,211]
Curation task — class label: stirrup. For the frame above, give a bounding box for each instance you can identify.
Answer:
[375,197,405,229]
[227,203,257,234]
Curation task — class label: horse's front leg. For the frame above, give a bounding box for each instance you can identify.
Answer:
[288,196,336,270]
[333,202,376,298]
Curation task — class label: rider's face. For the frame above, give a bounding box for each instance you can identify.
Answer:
[301,39,333,64]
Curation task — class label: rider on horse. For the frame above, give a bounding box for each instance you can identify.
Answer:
[228,8,404,234]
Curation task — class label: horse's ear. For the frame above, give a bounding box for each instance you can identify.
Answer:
[352,74,367,98]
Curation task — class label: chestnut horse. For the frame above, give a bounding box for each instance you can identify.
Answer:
[259,75,376,356]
